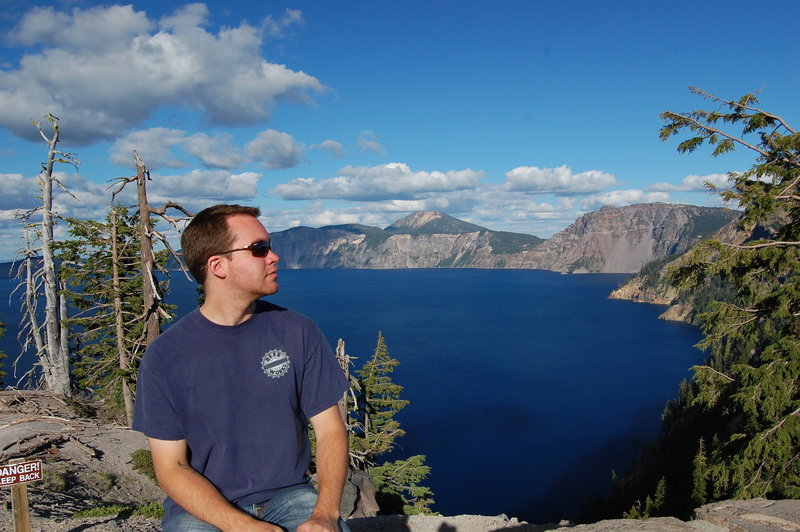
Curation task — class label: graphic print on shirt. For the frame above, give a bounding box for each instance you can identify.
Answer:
[261,349,291,378]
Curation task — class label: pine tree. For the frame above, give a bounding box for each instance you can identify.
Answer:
[691,438,708,506]
[351,331,408,465]
[345,332,435,514]
[58,205,172,424]
[662,87,800,500]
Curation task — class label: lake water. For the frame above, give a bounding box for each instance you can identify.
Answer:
[0,269,703,522]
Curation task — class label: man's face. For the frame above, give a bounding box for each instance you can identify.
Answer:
[221,214,280,298]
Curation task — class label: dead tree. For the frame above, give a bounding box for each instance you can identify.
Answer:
[110,151,192,347]
[14,115,77,396]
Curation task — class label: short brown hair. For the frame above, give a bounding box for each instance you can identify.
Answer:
[181,204,261,284]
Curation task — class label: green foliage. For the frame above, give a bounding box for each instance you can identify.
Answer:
[350,332,409,465]
[72,502,164,520]
[665,89,800,503]
[346,332,435,515]
[58,205,173,423]
[132,501,165,519]
[72,504,129,518]
[624,477,667,519]
[691,438,709,506]
[585,88,800,522]
[370,455,435,515]
[487,231,544,255]
[131,448,157,483]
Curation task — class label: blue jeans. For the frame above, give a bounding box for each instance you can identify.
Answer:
[163,486,351,532]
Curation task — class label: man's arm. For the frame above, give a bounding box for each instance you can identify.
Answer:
[148,438,280,532]
[298,404,349,532]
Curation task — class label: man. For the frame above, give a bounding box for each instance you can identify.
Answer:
[133,204,351,532]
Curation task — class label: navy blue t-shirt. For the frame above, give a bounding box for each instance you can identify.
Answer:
[132,300,349,521]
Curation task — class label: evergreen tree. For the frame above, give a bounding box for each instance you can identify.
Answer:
[661,88,800,500]
[346,332,435,514]
[350,331,408,466]
[691,438,708,506]
[58,205,172,424]
[583,88,799,523]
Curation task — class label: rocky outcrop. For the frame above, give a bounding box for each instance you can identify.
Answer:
[508,203,739,273]
[608,211,783,322]
[272,205,738,274]
[346,499,800,531]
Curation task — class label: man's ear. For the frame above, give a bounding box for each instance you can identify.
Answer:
[206,255,228,280]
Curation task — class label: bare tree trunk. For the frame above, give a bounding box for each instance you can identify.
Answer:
[38,118,71,397]
[336,338,350,424]
[134,152,161,346]
[21,246,44,381]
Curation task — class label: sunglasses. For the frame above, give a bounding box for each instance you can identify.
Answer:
[216,240,273,258]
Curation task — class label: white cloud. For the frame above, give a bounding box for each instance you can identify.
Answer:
[262,8,305,38]
[648,173,732,192]
[357,130,385,155]
[0,173,40,210]
[148,169,260,203]
[312,140,344,158]
[503,165,618,194]
[110,128,188,169]
[273,162,483,201]
[246,129,304,169]
[7,5,152,51]
[183,132,244,169]
[580,189,670,210]
[0,4,322,145]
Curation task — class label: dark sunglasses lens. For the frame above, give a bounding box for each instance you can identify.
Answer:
[249,241,271,257]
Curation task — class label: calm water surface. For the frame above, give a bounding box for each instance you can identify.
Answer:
[0,269,703,522]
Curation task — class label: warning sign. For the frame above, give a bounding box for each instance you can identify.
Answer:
[0,460,43,487]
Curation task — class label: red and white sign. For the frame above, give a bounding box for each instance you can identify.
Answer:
[0,460,43,487]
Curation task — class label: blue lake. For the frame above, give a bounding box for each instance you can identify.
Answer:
[0,269,704,522]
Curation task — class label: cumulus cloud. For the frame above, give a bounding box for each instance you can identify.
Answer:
[312,140,344,158]
[0,173,41,210]
[0,4,322,145]
[273,162,483,201]
[246,129,303,169]
[110,128,188,169]
[503,165,618,194]
[648,173,732,192]
[148,169,260,203]
[183,132,244,169]
[357,130,385,155]
[580,189,670,210]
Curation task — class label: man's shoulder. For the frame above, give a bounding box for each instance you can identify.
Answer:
[254,300,316,328]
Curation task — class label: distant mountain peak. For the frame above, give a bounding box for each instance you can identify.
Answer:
[385,211,488,235]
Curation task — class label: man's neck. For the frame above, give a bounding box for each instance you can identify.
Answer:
[199,297,257,326]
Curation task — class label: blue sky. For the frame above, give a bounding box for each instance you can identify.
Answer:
[0,0,798,261]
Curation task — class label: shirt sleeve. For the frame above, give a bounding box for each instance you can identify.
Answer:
[299,325,349,420]
[132,348,185,440]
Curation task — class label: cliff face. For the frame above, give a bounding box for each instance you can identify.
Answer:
[271,205,739,274]
[609,211,782,321]
[507,203,739,273]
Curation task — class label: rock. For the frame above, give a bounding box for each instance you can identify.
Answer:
[694,499,800,532]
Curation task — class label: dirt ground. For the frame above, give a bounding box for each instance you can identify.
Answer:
[0,390,163,531]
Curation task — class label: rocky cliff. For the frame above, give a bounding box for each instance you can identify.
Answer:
[609,211,783,321]
[272,204,739,274]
